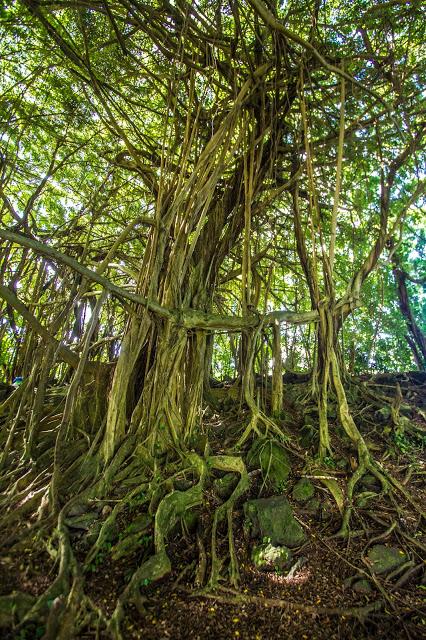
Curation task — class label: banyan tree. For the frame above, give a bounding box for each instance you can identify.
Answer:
[0,1,425,638]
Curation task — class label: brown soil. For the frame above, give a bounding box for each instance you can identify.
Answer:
[1,379,425,640]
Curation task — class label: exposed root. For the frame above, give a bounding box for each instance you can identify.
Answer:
[207,455,249,589]
[0,369,423,640]
[194,589,385,620]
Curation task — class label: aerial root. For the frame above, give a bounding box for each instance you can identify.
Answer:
[107,551,171,640]
[338,443,424,540]
[195,531,207,587]
[84,481,149,565]
[390,562,423,591]
[338,444,392,538]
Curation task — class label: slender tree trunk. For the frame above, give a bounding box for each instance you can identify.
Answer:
[271,321,283,417]
[392,264,426,370]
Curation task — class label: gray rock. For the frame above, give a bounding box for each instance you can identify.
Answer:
[367,545,408,575]
[292,478,315,502]
[376,405,391,421]
[244,495,306,548]
[251,542,292,572]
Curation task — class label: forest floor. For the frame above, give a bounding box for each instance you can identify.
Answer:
[0,374,425,639]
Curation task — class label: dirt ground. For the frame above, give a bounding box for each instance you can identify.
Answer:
[1,378,425,639]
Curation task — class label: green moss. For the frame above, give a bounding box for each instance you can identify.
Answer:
[244,495,305,548]
[251,542,292,572]
[292,478,315,502]
[213,473,239,499]
[367,545,408,575]
[246,437,291,491]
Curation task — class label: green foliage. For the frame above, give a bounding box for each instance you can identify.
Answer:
[393,431,426,454]
[0,0,425,385]
[323,456,336,469]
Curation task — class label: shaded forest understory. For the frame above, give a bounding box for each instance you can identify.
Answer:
[1,372,425,639]
[1,0,426,638]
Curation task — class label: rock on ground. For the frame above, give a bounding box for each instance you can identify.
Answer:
[244,495,306,548]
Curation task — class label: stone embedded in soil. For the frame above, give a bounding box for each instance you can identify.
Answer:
[376,405,391,421]
[352,579,373,594]
[367,545,408,575]
[246,438,291,491]
[244,495,306,548]
[292,478,315,502]
[305,497,321,516]
[251,542,292,572]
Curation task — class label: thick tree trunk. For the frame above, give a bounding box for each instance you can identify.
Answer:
[102,218,221,461]
[103,308,209,460]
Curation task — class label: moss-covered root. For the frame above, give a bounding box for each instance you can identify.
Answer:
[108,552,171,640]
[107,453,208,639]
[207,455,249,589]
[84,481,150,566]
[236,406,289,450]
[17,511,75,630]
